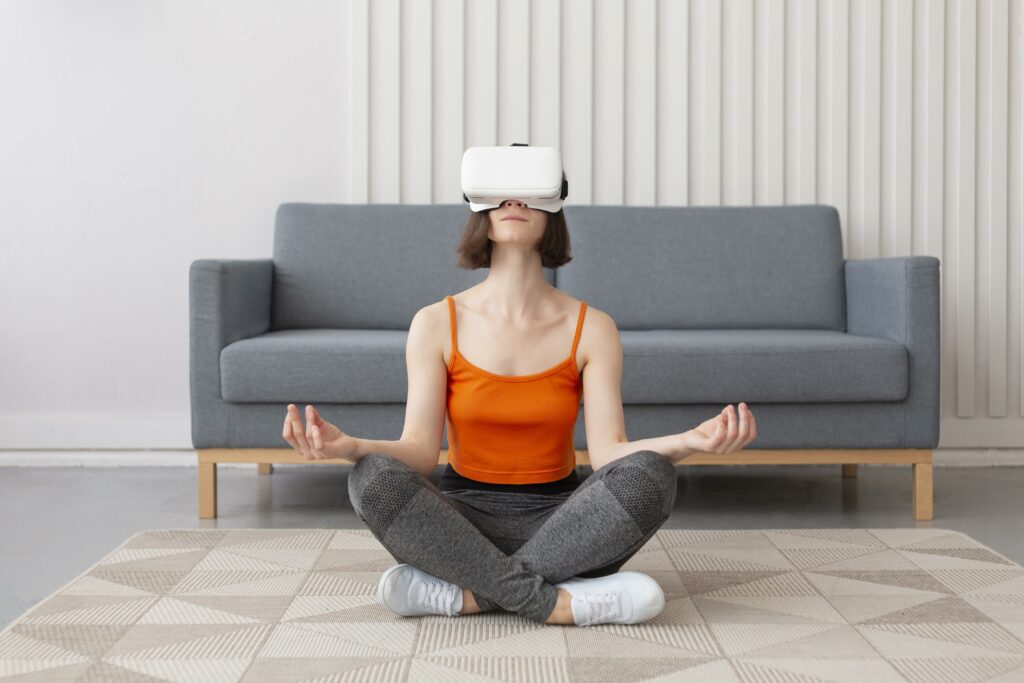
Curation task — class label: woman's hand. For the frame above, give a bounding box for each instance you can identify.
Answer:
[680,403,757,454]
[282,404,360,462]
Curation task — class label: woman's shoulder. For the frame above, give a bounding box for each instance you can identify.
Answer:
[419,297,453,329]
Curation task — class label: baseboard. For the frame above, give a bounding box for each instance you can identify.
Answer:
[1,448,1023,467]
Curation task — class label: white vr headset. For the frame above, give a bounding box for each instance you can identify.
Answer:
[461,143,569,213]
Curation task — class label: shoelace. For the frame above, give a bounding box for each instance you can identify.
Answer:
[575,591,622,626]
[416,577,457,616]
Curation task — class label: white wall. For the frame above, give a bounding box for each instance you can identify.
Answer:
[0,1,349,449]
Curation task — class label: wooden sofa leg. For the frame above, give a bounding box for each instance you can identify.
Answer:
[258,463,273,475]
[199,461,218,519]
[842,464,858,478]
[913,461,933,521]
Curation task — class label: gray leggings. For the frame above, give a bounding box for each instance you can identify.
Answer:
[347,449,678,623]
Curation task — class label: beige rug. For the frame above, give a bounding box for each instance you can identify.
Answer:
[2,528,1024,682]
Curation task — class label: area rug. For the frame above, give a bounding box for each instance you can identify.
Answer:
[2,529,1024,682]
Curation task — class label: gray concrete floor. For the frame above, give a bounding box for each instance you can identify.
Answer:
[2,464,1022,630]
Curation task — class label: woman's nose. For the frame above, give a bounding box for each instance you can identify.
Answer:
[502,198,526,207]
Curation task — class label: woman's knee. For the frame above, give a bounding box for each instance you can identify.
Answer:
[348,453,387,497]
[602,450,677,528]
[347,453,420,524]
[619,450,676,490]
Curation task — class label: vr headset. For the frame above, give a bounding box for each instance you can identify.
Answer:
[461,143,569,213]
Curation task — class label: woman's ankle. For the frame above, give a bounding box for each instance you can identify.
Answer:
[458,587,480,615]
[544,588,574,625]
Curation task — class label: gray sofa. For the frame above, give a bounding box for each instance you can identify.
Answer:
[190,202,940,520]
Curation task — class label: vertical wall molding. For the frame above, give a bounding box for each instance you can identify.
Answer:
[349,0,1024,449]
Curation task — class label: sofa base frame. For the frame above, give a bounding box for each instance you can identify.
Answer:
[196,448,934,521]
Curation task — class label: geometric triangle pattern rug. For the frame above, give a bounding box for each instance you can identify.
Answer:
[2,529,1024,683]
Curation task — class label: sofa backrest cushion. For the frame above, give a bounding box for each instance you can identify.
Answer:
[556,204,846,330]
[272,203,556,329]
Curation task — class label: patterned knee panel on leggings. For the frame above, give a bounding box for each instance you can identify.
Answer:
[348,454,423,537]
[601,451,677,531]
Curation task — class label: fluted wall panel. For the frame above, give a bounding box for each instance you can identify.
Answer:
[350,0,1024,449]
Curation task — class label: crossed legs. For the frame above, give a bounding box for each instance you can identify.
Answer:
[347,450,677,623]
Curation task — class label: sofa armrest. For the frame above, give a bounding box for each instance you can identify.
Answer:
[189,259,274,447]
[844,255,940,447]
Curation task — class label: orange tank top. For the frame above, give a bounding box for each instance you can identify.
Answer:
[444,295,587,485]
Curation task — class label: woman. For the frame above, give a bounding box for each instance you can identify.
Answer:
[283,197,757,627]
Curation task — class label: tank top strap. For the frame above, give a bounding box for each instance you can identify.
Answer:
[570,300,587,357]
[445,295,458,353]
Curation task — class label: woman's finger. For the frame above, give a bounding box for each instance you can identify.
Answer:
[725,404,740,451]
[304,405,316,441]
[730,403,749,451]
[284,407,305,452]
[743,404,757,445]
[290,405,311,456]
[310,424,323,459]
[721,405,734,451]
[712,414,726,448]
[729,405,741,451]
[305,407,323,459]
[283,416,299,451]
[282,415,294,448]
[307,404,321,429]
[309,404,325,428]
[284,410,310,458]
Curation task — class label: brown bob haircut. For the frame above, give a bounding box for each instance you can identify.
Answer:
[455,177,573,269]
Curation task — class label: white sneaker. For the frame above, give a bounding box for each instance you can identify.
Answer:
[376,564,464,617]
[555,571,664,626]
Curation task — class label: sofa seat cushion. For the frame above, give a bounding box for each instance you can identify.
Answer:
[219,328,907,405]
[619,329,907,404]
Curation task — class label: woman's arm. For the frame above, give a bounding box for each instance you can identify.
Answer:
[595,433,694,469]
[580,308,755,471]
[281,305,447,479]
[351,437,438,478]
[596,403,755,469]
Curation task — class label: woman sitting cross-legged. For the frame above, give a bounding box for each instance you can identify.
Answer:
[282,197,757,626]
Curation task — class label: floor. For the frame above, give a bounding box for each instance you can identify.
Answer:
[2,463,1022,630]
